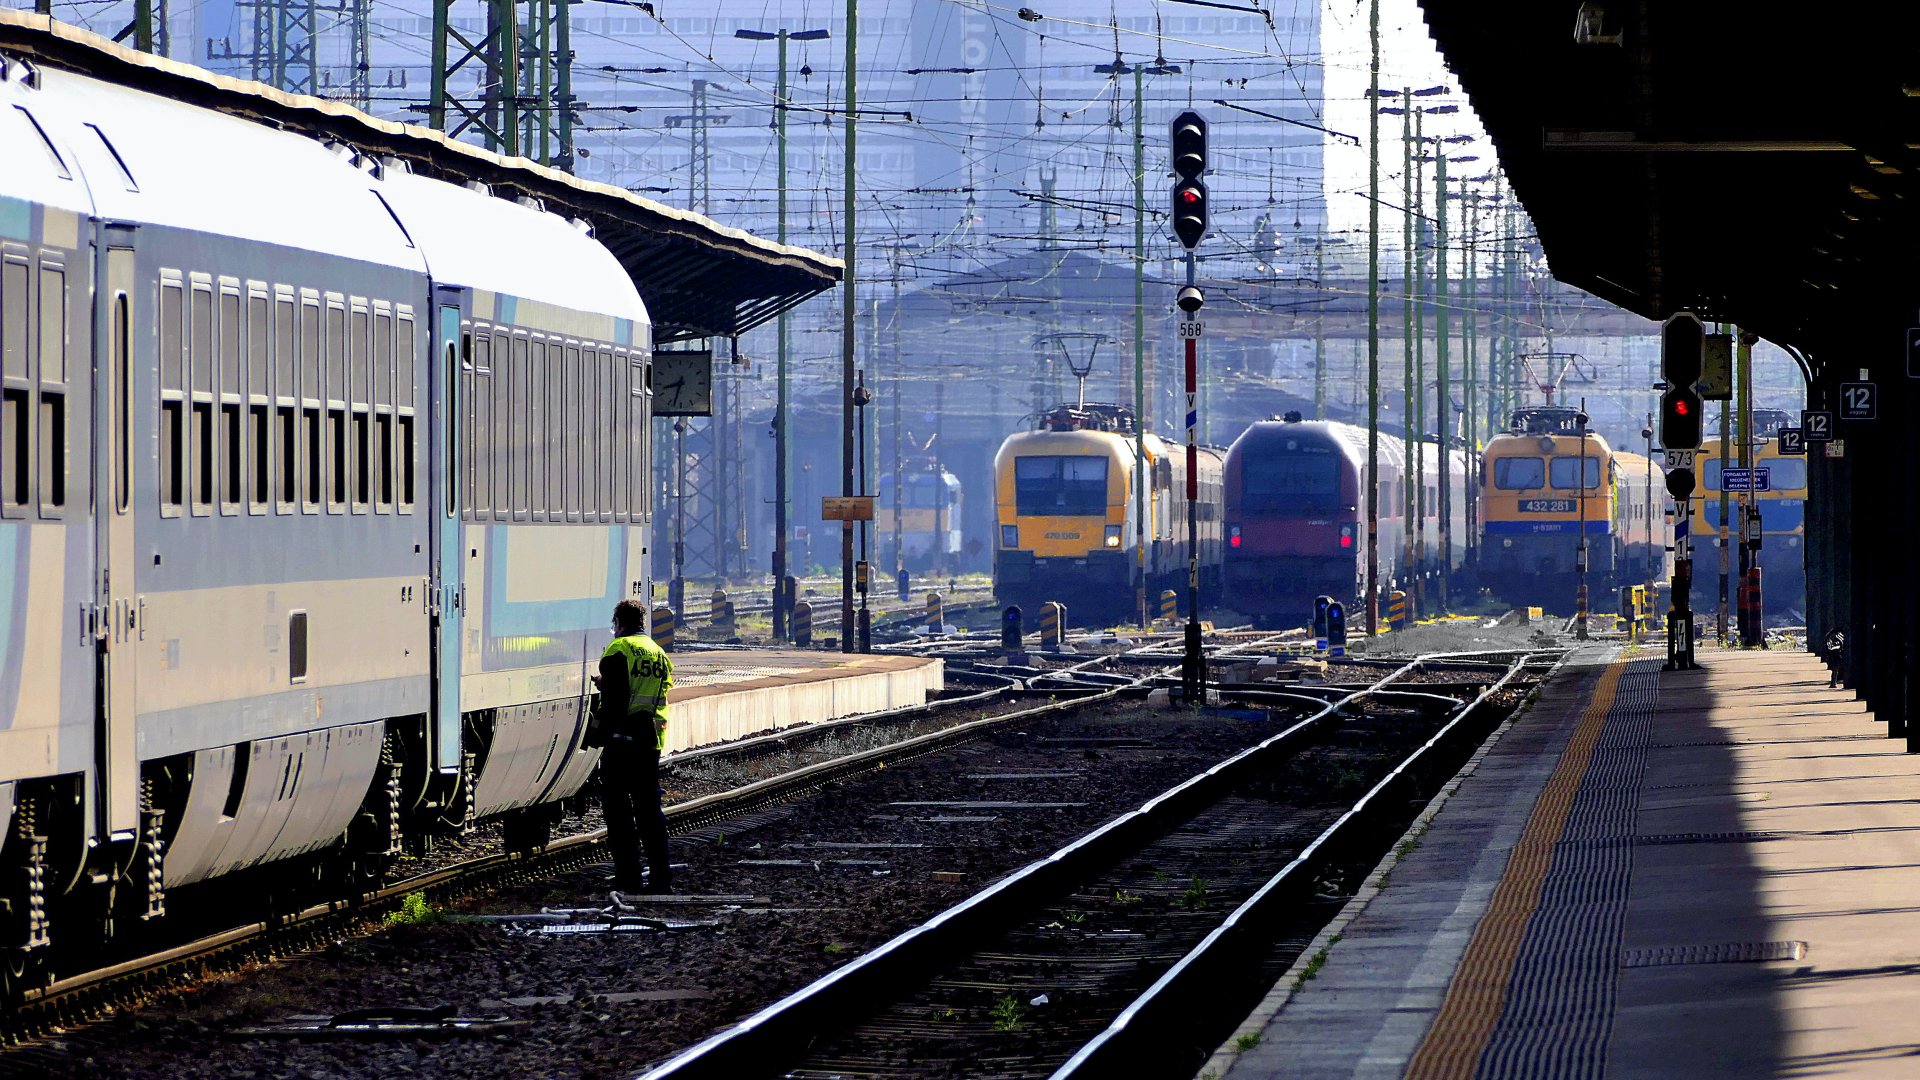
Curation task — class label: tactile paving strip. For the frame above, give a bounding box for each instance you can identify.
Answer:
[1473,658,1662,1080]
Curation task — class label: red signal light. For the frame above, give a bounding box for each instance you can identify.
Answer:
[1673,399,1691,416]
[1180,188,1202,205]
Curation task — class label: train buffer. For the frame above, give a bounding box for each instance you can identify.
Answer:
[1202,647,1920,1080]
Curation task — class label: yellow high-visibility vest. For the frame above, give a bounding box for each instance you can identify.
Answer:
[603,633,672,750]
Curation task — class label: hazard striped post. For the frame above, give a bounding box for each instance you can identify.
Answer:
[710,587,734,634]
[792,601,814,647]
[925,592,944,634]
[1159,589,1179,624]
[1386,589,1408,631]
[1040,601,1066,651]
[650,606,676,651]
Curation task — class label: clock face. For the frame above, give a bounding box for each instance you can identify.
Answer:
[654,352,714,416]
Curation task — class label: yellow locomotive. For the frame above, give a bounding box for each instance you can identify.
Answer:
[1693,408,1806,615]
[1479,407,1666,608]
[993,403,1223,623]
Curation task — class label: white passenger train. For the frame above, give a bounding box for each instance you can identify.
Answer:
[0,44,651,993]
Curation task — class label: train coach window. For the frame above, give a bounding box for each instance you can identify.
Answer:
[1769,458,1808,490]
[1241,453,1338,510]
[1015,455,1108,517]
[1493,456,1545,490]
[0,387,24,513]
[399,414,415,509]
[250,405,269,505]
[288,612,308,683]
[352,410,370,511]
[1548,456,1601,490]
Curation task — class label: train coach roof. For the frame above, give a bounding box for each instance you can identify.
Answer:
[0,11,840,344]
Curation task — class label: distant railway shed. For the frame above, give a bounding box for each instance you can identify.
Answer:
[0,10,841,342]
[1415,4,1920,739]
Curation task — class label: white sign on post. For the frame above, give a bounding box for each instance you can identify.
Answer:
[1662,449,1695,470]
[1177,320,1204,340]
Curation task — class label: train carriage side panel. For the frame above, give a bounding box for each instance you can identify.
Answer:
[0,72,103,885]
[14,63,441,890]
[375,167,650,814]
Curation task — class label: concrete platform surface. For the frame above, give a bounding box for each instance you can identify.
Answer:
[663,650,943,754]
[1205,646,1920,1080]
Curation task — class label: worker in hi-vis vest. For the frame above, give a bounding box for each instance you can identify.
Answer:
[589,599,674,894]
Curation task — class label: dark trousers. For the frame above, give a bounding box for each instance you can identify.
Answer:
[601,736,671,890]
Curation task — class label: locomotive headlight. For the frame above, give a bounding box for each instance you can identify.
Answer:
[1339,525,1354,549]
[1104,524,1122,548]
[1788,536,1800,548]
[1228,524,1241,549]
[1001,525,1018,548]
[1503,538,1514,548]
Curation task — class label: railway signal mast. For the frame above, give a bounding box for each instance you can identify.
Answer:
[1660,312,1705,670]
[1171,111,1208,704]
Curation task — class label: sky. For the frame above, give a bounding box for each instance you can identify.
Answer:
[1316,0,1497,243]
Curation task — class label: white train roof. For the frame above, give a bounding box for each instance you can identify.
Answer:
[376,168,646,324]
[22,64,426,274]
[0,11,837,343]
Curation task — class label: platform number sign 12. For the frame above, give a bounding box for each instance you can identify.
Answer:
[1777,427,1806,455]
[1839,381,1877,421]
[1801,409,1833,443]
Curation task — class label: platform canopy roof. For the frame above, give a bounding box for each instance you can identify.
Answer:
[0,11,841,345]
[1416,3,1920,354]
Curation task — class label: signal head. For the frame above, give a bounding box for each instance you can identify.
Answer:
[1171,180,1208,249]
[1659,385,1704,449]
[1175,285,1205,314]
[1170,111,1208,180]
[1660,311,1704,387]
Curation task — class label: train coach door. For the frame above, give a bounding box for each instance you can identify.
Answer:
[428,292,465,773]
[92,226,139,841]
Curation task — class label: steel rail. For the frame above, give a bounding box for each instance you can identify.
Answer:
[1052,648,1564,1077]
[4,635,1261,1042]
[633,649,1486,1080]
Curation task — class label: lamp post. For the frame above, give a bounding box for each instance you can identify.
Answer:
[1378,91,1435,600]
[839,0,858,653]
[854,370,873,652]
[1577,399,1591,640]
[1093,54,1179,628]
[1421,135,1474,610]
[735,25,830,641]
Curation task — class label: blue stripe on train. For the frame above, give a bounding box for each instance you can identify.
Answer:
[1704,499,1804,532]
[1483,520,1613,537]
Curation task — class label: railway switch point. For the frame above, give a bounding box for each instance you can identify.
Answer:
[1314,595,1333,652]
[897,569,910,602]
[1325,601,1348,659]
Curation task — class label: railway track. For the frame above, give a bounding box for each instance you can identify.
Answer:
[636,648,1561,1079]
[0,627,1281,1049]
